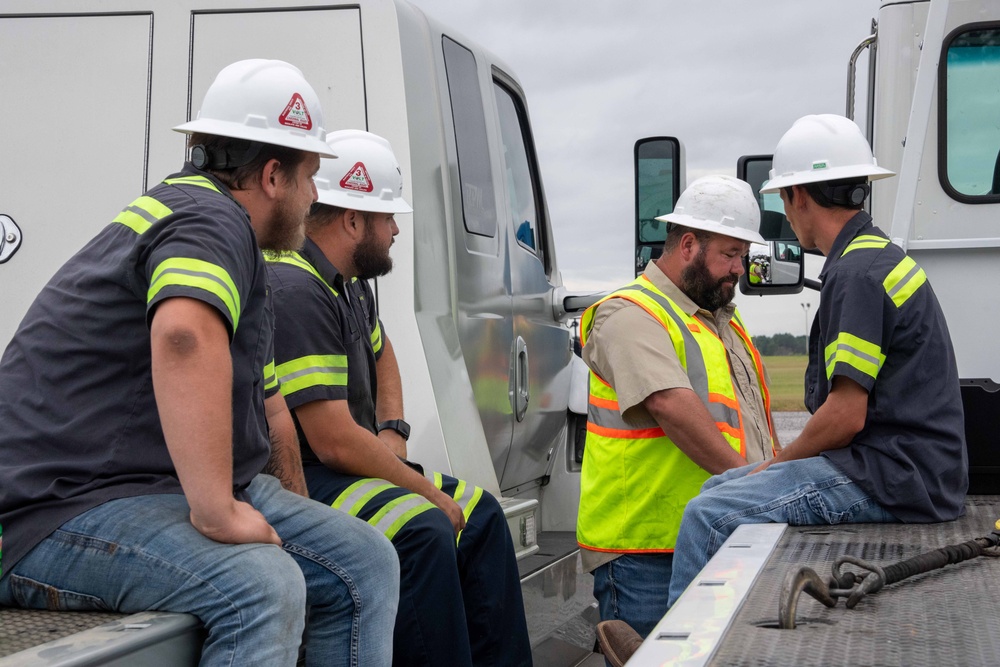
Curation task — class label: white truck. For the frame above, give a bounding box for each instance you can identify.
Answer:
[0,0,599,664]
[629,0,1000,664]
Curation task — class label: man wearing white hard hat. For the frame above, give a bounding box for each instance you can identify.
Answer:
[267,129,531,667]
[576,175,776,653]
[0,60,399,666]
[667,114,968,609]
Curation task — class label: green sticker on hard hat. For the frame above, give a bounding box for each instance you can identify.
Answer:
[813,161,828,170]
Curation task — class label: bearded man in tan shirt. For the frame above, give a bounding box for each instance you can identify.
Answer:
[577,175,777,648]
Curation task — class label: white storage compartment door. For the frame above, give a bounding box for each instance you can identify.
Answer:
[0,13,152,350]
[189,8,366,134]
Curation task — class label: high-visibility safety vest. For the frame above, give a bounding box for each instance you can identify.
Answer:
[576,275,773,553]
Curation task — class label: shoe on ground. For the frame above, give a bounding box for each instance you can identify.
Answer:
[596,620,644,667]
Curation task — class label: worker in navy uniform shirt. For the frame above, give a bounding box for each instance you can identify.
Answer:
[267,129,532,667]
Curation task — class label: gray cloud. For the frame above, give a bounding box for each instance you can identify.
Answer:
[408,0,880,334]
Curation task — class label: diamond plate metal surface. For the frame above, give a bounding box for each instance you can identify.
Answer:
[0,609,125,657]
[709,496,1000,666]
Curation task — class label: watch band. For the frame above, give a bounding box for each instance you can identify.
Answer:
[377,419,410,441]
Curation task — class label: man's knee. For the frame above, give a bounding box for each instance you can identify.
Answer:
[229,545,308,613]
[395,505,456,556]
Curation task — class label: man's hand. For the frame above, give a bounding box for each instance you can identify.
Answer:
[429,489,467,535]
[190,498,281,546]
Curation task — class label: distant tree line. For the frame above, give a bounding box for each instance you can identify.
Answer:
[752,333,807,356]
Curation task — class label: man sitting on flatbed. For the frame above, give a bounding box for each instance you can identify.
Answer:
[667,114,969,607]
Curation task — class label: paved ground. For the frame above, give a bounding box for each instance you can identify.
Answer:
[773,411,808,446]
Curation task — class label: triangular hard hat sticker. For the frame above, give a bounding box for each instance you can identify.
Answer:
[279,93,313,130]
[340,162,374,192]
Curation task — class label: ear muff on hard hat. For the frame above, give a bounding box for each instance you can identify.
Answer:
[173,59,335,159]
[656,174,765,245]
[760,114,894,194]
[313,129,412,215]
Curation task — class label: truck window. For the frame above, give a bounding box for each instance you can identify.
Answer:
[494,81,547,269]
[941,24,1000,202]
[442,36,498,237]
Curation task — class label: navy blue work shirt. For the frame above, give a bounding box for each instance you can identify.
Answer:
[0,165,275,575]
[266,238,384,465]
[807,212,968,522]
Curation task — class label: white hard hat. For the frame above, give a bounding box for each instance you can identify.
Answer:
[760,114,894,193]
[656,175,764,245]
[174,59,335,158]
[314,130,412,214]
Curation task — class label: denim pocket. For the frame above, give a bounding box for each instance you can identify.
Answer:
[9,573,112,611]
[803,479,875,525]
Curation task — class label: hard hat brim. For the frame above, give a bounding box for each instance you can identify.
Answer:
[760,164,895,194]
[315,187,413,214]
[655,213,766,245]
[173,118,337,158]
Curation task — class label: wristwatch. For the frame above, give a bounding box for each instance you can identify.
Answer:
[377,419,411,441]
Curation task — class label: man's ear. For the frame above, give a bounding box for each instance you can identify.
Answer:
[678,231,701,261]
[342,209,364,240]
[259,158,283,200]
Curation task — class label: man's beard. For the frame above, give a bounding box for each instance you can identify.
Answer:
[260,194,306,252]
[681,248,738,312]
[353,223,393,280]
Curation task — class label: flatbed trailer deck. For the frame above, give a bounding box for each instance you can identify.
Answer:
[630,496,1000,666]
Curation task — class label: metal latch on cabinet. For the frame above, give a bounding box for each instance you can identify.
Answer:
[0,215,23,264]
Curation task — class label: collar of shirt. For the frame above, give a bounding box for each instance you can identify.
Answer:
[180,162,247,212]
[642,260,736,332]
[298,237,348,294]
[819,211,874,280]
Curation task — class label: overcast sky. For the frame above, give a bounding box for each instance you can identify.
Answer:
[407,0,882,337]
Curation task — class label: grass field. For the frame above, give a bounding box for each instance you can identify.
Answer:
[762,355,808,412]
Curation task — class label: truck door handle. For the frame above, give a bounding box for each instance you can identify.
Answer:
[514,336,529,422]
[0,214,23,264]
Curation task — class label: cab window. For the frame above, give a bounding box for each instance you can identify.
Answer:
[941,24,1000,202]
[494,80,547,271]
[443,36,498,236]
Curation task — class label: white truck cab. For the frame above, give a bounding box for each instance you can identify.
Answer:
[0,1,599,663]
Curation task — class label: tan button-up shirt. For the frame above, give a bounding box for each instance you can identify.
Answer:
[580,262,773,571]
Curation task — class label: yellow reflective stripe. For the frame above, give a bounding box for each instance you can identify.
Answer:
[431,471,444,489]
[331,478,397,516]
[841,235,889,257]
[113,195,173,234]
[451,480,484,546]
[883,256,926,308]
[163,175,222,192]
[265,251,339,297]
[824,332,885,381]
[263,359,277,392]
[148,258,241,328]
[371,320,383,354]
[275,354,347,397]
[368,493,436,541]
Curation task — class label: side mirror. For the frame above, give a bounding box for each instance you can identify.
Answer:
[634,137,684,277]
[737,154,804,294]
[740,241,805,295]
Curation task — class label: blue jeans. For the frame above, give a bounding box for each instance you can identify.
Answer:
[0,475,400,667]
[667,457,898,606]
[593,553,673,639]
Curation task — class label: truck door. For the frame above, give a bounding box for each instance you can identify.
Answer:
[492,76,572,491]
[187,8,366,133]
[0,12,152,350]
[441,36,516,480]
